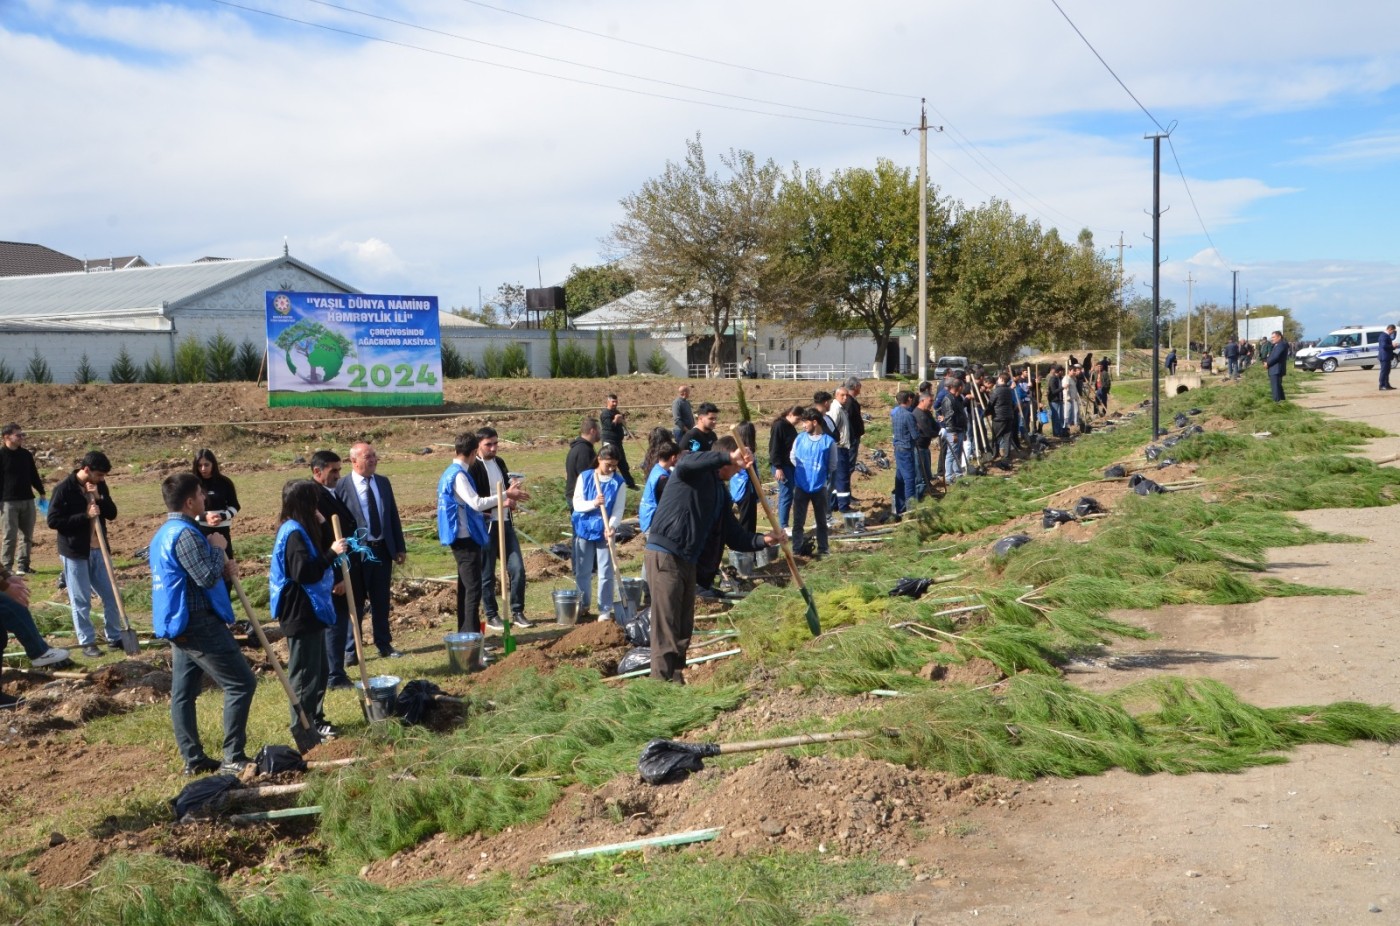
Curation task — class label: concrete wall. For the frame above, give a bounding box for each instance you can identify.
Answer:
[440,329,686,378]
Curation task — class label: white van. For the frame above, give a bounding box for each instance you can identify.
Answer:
[1294,325,1396,373]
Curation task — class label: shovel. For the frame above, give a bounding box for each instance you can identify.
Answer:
[90,514,140,656]
[604,528,632,627]
[638,729,882,785]
[746,463,820,636]
[228,574,323,754]
[496,484,515,656]
[331,515,374,721]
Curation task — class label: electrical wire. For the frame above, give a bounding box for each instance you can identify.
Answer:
[208,0,903,131]
[299,0,908,127]
[455,0,918,101]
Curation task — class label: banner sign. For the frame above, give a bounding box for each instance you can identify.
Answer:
[265,291,443,407]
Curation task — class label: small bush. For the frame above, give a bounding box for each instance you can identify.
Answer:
[234,339,262,381]
[173,335,207,383]
[503,342,530,377]
[74,353,98,384]
[558,339,594,377]
[0,358,15,384]
[23,348,52,384]
[549,327,561,377]
[606,334,618,376]
[594,330,606,376]
[441,340,468,379]
[109,346,139,384]
[627,331,638,374]
[141,351,173,384]
[205,331,237,382]
[646,348,670,375]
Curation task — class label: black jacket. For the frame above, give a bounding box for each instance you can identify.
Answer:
[0,446,45,503]
[316,484,357,583]
[564,438,597,500]
[275,529,338,637]
[1265,339,1289,376]
[990,384,1018,423]
[645,450,767,564]
[912,407,936,448]
[47,472,116,559]
[768,417,797,474]
[845,395,865,444]
[1046,374,1063,404]
[937,393,968,432]
[600,407,626,447]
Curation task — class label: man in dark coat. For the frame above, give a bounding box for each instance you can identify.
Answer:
[333,441,405,660]
[643,436,782,683]
[989,374,1019,461]
[565,418,600,500]
[1378,325,1397,391]
[1264,330,1289,403]
[599,394,637,489]
[1223,339,1240,379]
[309,450,358,688]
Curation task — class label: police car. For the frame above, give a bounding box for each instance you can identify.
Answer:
[1294,325,1396,373]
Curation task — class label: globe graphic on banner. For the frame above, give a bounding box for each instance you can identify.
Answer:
[279,321,353,384]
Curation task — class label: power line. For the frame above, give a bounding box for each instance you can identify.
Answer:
[298,0,909,127]
[454,0,919,101]
[208,0,904,131]
[1048,0,1165,133]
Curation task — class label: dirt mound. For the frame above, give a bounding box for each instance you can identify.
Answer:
[365,753,1020,886]
[27,837,108,889]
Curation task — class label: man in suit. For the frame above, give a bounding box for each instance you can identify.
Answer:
[1264,330,1289,403]
[334,441,405,660]
[309,450,357,687]
[1378,325,1397,391]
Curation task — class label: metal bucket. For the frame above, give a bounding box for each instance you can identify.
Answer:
[354,674,401,723]
[445,632,484,673]
[842,511,867,533]
[553,589,581,625]
[620,577,649,614]
[729,550,756,577]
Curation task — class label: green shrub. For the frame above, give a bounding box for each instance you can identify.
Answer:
[0,358,15,384]
[502,342,530,377]
[141,351,173,384]
[234,339,262,381]
[205,331,237,382]
[441,340,468,378]
[645,347,670,375]
[109,346,139,384]
[549,327,561,377]
[173,335,207,383]
[606,334,618,376]
[558,339,593,377]
[23,348,52,384]
[74,352,98,384]
[627,331,638,374]
[594,329,606,376]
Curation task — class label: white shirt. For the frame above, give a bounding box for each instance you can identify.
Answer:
[463,456,509,523]
[354,473,382,540]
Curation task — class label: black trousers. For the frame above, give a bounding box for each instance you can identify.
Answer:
[287,627,329,731]
[351,552,394,655]
[452,538,483,634]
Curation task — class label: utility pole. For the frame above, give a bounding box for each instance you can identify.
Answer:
[1147,131,1167,439]
[1185,272,1195,363]
[917,99,928,384]
[1113,233,1131,377]
[1231,270,1238,344]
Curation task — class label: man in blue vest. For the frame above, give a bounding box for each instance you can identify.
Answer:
[438,433,490,635]
[1378,325,1397,391]
[150,472,257,776]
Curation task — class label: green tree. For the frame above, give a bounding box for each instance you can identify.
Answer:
[441,340,468,378]
[606,333,618,376]
[610,134,785,372]
[174,335,207,383]
[109,346,139,384]
[0,359,13,384]
[206,331,238,382]
[549,327,561,377]
[772,159,953,366]
[594,329,606,377]
[1125,293,1177,350]
[74,352,98,384]
[142,351,173,384]
[234,340,262,381]
[563,263,636,317]
[627,330,638,374]
[274,319,354,383]
[23,348,52,384]
[645,348,669,375]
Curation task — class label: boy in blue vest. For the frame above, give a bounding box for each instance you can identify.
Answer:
[790,408,836,557]
[438,433,490,634]
[571,446,627,621]
[150,472,257,776]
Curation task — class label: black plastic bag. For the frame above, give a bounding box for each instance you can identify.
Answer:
[1073,497,1105,518]
[1144,445,1162,461]
[638,738,721,785]
[1042,508,1076,529]
[1129,474,1166,495]
[889,577,933,599]
[1173,413,1189,428]
[853,461,871,476]
[548,542,572,561]
[255,745,307,775]
[1104,464,1127,478]
[393,680,446,725]
[1188,407,1202,416]
[991,534,1032,556]
[623,607,652,647]
[613,524,638,543]
[1190,425,1204,435]
[170,775,242,822]
[617,647,651,675]
[1162,436,1180,448]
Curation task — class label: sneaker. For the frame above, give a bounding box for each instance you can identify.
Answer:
[315,723,339,740]
[597,612,613,622]
[31,648,70,669]
[80,644,102,658]
[183,757,220,776]
[220,759,254,776]
[485,615,506,632]
[509,613,533,629]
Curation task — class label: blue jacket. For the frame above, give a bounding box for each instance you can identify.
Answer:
[728,469,750,504]
[1380,332,1396,363]
[270,520,336,628]
[892,404,920,451]
[791,431,835,494]
[571,469,624,542]
[437,461,488,546]
[149,518,235,638]
[638,463,670,532]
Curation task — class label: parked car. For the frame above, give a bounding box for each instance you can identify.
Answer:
[1294,325,1397,373]
[933,356,968,379]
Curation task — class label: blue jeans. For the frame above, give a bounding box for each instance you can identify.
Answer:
[170,608,258,764]
[916,446,932,499]
[62,551,123,647]
[833,447,855,511]
[480,521,526,619]
[944,432,964,481]
[774,468,793,530]
[572,535,616,617]
[893,447,918,514]
[324,591,353,682]
[0,593,50,659]
[1049,402,1066,437]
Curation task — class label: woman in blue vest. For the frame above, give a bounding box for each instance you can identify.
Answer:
[438,433,490,633]
[270,480,347,743]
[571,446,627,622]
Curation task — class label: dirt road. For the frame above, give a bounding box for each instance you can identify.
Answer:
[859,369,1399,925]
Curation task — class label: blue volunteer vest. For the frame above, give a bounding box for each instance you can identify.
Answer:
[269,520,336,628]
[437,462,489,546]
[149,518,236,638]
[638,462,669,531]
[571,469,623,542]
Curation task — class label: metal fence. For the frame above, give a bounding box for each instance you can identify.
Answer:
[766,363,854,381]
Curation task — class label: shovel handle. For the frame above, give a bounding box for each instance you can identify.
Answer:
[746,463,806,594]
[604,530,631,626]
[716,729,877,755]
[90,514,135,634]
[331,516,373,696]
[230,576,313,732]
[496,483,515,654]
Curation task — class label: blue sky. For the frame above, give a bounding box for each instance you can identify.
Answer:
[3,0,1398,339]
